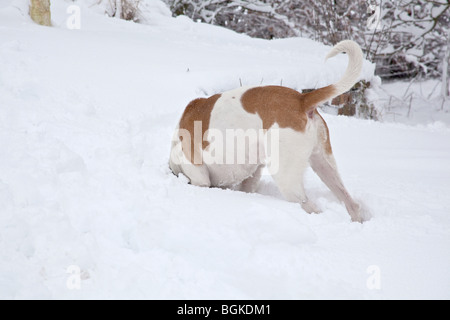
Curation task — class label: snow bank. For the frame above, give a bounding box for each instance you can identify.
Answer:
[0,0,449,299]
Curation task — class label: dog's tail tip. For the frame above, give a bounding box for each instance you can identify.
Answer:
[325,40,362,61]
[326,40,364,95]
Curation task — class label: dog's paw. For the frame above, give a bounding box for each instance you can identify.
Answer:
[347,202,365,223]
[301,200,322,214]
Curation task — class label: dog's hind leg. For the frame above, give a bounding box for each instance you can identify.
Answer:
[309,113,361,222]
[271,164,320,214]
[309,148,361,222]
[268,129,320,214]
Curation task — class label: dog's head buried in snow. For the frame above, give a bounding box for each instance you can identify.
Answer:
[170,40,363,223]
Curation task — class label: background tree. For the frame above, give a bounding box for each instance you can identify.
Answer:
[30,0,51,26]
[367,0,450,79]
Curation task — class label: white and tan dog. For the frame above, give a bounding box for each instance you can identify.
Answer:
[170,40,363,223]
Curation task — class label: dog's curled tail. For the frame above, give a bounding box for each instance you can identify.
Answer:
[303,40,363,111]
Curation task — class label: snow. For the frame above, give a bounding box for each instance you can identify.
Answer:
[0,0,449,300]
[376,79,450,125]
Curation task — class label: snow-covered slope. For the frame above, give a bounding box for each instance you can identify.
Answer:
[0,0,449,299]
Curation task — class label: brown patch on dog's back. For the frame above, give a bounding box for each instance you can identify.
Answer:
[179,94,222,164]
[241,86,308,131]
[241,85,338,132]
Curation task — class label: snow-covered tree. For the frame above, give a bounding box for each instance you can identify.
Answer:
[163,0,450,80]
[30,0,51,26]
[115,0,123,19]
[167,0,299,39]
[367,0,450,79]
[100,0,142,21]
[443,33,450,99]
[164,1,367,42]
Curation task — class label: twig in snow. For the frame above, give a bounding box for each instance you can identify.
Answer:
[402,75,418,100]
[407,94,413,118]
[427,81,441,100]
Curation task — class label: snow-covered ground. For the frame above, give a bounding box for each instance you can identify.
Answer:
[377,79,450,126]
[0,0,449,299]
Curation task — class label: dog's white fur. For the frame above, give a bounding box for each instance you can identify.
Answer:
[170,40,363,222]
